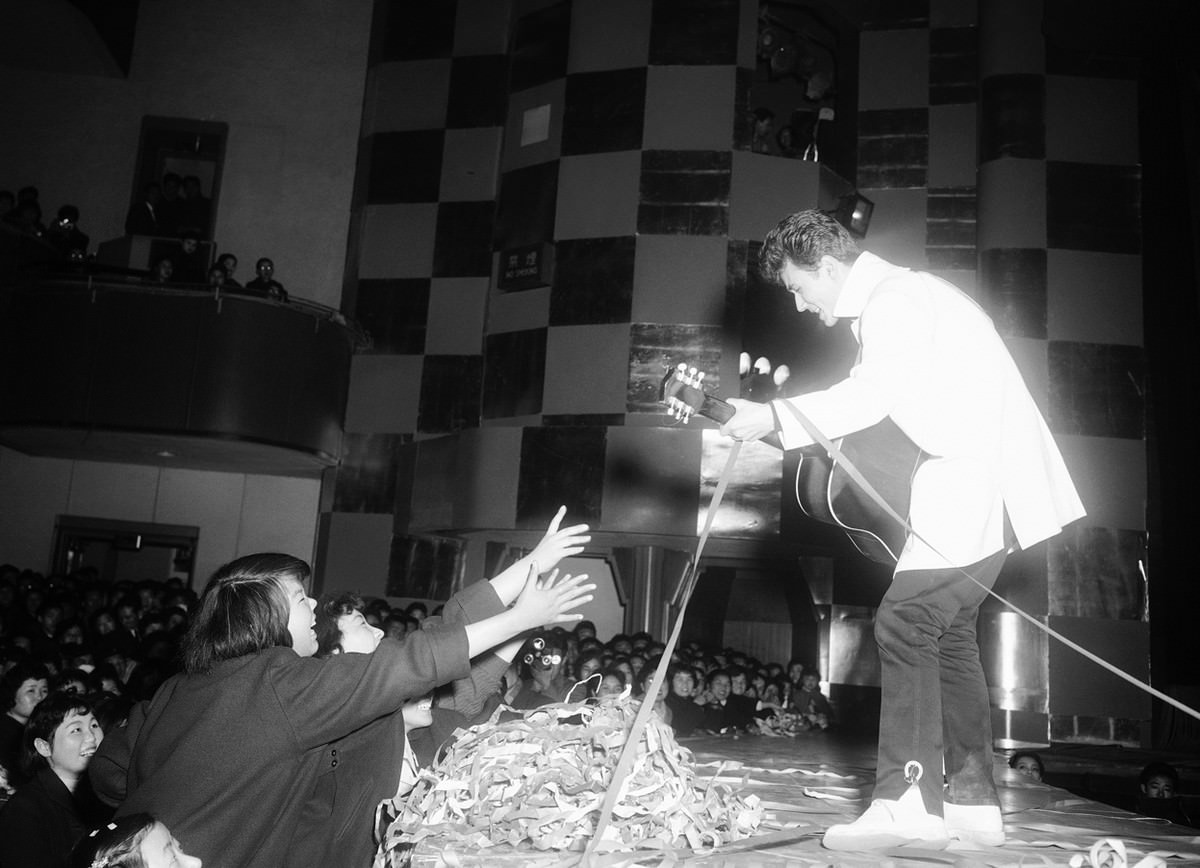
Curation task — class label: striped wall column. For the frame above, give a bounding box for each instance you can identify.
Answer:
[977,0,1148,748]
[315,0,513,600]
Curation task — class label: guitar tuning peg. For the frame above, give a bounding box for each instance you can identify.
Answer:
[739,352,751,377]
[754,356,771,375]
[687,366,699,385]
[695,370,706,383]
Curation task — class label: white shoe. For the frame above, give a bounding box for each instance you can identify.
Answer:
[822,797,949,851]
[944,803,1005,847]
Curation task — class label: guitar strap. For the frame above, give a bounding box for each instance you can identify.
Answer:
[582,441,745,863]
[772,399,1200,725]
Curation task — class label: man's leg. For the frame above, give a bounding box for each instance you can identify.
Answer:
[940,551,1007,845]
[940,552,1005,805]
[824,549,1006,850]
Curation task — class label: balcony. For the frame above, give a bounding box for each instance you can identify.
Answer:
[0,274,360,477]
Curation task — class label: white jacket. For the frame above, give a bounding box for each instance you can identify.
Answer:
[773,252,1086,571]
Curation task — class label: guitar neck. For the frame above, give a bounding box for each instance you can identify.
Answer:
[697,394,783,450]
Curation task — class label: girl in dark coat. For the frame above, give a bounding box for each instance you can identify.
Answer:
[89,528,593,868]
[0,692,110,868]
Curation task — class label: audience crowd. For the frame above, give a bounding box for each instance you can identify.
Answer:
[0,553,1191,866]
[1,179,289,303]
[0,554,837,866]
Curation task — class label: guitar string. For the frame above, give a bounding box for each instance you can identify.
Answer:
[775,399,1200,725]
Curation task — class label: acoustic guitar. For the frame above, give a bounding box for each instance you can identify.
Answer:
[660,362,925,565]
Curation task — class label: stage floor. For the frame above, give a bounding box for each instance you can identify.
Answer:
[681,731,1200,866]
[408,729,1200,866]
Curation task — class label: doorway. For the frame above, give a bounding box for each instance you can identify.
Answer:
[52,516,199,587]
[129,116,228,241]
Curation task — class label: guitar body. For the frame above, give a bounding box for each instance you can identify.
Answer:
[659,363,924,566]
[794,417,925,565]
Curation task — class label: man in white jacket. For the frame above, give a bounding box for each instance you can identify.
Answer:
[722,209,1085,851]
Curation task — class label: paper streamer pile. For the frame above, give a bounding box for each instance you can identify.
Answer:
[375,694,763,864]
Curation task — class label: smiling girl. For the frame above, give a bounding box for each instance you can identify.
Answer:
[0,692,109,867]
[0,661,49,780]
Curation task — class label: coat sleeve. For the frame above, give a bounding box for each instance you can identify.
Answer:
[89,700,149,807]
[433,578,505,626]
[274,622,473,751]
[425,581,510,719]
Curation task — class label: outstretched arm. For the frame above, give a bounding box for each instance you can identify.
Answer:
[463,565,593,658]
[488,506,590,606]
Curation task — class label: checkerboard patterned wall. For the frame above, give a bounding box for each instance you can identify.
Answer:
[838,0,1147,746]
[976,0,1146,748]
[320,0,1148,746]
[325,0,789,603]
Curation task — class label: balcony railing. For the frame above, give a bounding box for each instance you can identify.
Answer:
[0,272,363,476]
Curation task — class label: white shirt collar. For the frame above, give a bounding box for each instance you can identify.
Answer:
[832,251,909,322]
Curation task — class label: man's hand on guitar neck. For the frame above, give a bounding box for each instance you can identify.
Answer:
[719,397,779,443]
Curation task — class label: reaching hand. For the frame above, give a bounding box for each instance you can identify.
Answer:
[526,505,590,573]
[487,507,590,607]
[510,563,595,630]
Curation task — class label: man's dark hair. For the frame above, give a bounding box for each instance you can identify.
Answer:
[1009,750,1044,774]
[1140,761,1180,788]
[181,553,310,673]
[707,667,731,687]
[381,612,407,632]
[758,208,860,283]
[666,663,695,687]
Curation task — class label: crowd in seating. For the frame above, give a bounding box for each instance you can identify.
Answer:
[1,185,91,263]
[3,550,1193,865]
[495,620,836,739]
[0,555,835,866]
[1,179,288,302]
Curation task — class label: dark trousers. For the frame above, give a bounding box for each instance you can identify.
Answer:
[872,548,1007,815]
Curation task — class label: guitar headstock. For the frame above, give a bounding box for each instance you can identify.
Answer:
[659,362,710,424]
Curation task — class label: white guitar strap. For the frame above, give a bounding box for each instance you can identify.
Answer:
[583,440,745,862]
